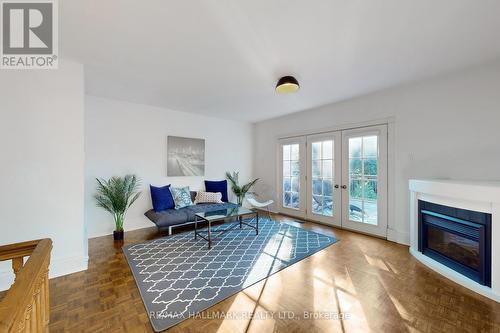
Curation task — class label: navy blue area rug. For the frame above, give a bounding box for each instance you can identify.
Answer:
[123,218,337,331]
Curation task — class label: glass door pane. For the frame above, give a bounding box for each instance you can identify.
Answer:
[279,137,306,218]
[311,140,334,217]
[342,124,387,238]
[306,132,341,226]
[282,143,301,209]
[348,135,378,225]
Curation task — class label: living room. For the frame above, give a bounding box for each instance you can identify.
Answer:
[1,1,500,332]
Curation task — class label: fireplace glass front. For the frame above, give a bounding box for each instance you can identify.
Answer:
[418,200,491,286]
[427,225,480,270]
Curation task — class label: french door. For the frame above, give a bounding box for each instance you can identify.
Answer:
[341,126,387,237]
[306,132,342,226]
[278,125,388,237]
[278,137,307,218]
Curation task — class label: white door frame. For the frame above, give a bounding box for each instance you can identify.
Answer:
[305,132,342,226]
[277,137,307,219]
[275,118,394,241]
[341,125,388,237]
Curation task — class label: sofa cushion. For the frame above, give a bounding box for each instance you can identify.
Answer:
[144,202,239,228]
[144,208,190,227]
[204,180,229,202]
[150,184,174,212]
[170,186,193,210]
[195,191,223,204]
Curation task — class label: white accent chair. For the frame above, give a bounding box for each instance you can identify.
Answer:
[246,197,274,219]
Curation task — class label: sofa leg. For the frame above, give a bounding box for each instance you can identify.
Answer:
[168,226,172,236]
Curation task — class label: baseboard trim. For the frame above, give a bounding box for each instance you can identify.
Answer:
[88,223,153,239]
[276,210,410,245]
[0,254,88,292]
[387,228,410,245]
[49,254,89,279]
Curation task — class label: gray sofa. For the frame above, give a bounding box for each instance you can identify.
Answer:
[144,191,238,235]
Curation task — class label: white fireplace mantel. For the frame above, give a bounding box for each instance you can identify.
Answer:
[409,179,500,302]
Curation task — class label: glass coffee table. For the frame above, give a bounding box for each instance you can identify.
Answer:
[194,206,259,249]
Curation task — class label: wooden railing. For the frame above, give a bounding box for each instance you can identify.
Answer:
[0,239,52,333]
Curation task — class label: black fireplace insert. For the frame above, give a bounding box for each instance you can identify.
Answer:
[418,200,491,286]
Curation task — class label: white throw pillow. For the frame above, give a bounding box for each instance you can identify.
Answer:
[195,191,223,204]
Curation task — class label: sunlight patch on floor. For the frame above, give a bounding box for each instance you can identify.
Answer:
[243,231,294,288]
[312,268,344,332]
[326,268,372,332]
[245,305,278,333]
[364,254,391,272]
[243,280,269,303]
[388,294,410,320]
[313,268,336,309]
[214,292,256,333]
[331,266,357,295]
[384,260,401,274]
[337,288,370,332]
[243,277,283,312]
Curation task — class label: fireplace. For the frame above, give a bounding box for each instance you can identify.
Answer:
[418,200,491,286]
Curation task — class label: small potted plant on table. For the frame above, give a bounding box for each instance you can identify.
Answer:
[225,171,259,206]
[94,175,141,241]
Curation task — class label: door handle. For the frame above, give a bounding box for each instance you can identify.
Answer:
[334,185,339,189]
[341,185,347,189]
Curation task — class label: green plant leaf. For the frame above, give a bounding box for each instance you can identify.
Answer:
[226,171,259,202]
[94,175,141,231]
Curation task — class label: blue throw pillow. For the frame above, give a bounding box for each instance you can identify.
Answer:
[170,186,193,210]
[205,180,228,202]
[150,184,175,212]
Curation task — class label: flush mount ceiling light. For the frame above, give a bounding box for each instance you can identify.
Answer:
[275,76,300,94]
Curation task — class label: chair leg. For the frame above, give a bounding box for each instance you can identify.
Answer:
[267,206,272,220]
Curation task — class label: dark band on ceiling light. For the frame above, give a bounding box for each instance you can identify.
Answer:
[276,76,300,93]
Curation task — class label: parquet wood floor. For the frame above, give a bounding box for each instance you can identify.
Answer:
[46,215,500,333]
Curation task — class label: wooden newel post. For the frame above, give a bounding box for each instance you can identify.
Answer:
[0,238,53,333]
[12,257,23,279]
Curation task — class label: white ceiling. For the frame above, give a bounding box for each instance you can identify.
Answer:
[61,0,500,123]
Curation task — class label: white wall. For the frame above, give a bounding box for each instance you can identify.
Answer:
[254,60,500,245]
[85,96,253,238]
[0,60,87,290]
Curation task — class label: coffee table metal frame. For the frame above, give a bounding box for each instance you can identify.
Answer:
[194,210,259,249]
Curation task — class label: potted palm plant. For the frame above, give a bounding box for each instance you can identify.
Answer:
[94,175,141,241]
[225,171,259,206]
